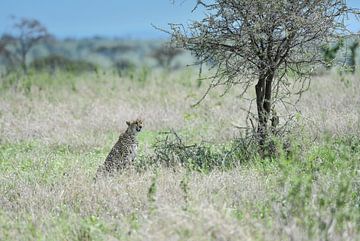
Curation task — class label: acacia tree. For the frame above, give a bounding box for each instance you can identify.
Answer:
[2,17,51,74]
[167,0,358,152]
[150,45,183,69]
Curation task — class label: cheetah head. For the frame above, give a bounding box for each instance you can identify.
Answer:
[126,119,143,134]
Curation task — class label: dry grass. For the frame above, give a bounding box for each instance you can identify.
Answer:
[1,71,359,146]
[0,70,359,240]
[300,74,360,137]
[1,167,271,240]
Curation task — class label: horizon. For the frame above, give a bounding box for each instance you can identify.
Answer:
[0,1,360,40]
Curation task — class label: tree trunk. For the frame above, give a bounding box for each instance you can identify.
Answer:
[255,69,274,155]
[20,51,28,74]
[20,39,28,74]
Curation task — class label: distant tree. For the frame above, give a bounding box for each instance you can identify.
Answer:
[94,44,135,67]
[348,40,359,73]
[0,36,16,72]
[321,39,344,69]
[94,45,134,56]
[113,59,135,76]
[150,45,183,69]
[29,55,97,74]
[167,0,358,154]
[1,17,51,74]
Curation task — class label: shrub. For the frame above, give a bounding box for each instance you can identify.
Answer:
[29,55,97,74]
[148,130,258,172]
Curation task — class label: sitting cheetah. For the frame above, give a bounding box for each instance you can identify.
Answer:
[96,119,143,176]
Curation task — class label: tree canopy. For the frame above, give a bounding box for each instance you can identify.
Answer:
[168,0,359,153]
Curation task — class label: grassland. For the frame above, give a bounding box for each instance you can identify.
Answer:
[0,69,359,241]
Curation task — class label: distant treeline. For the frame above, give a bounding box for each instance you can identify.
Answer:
[0,17,188,75]
[0,17,358,76]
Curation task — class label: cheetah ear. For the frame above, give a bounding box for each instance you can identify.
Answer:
[126,121,131,126]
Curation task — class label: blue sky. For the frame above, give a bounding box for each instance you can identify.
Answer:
[0,0,359,39]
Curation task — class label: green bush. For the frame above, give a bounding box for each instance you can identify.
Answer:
[29,55,97,74]
[147,130,259,172]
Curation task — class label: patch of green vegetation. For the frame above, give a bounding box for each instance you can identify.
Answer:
[145,130,262,172]
[0,135,359,240]
[268,136,360,238]
[0,140,105,184]
[138,130,158,146]
[29,55,98,74]
[0,70,82,93]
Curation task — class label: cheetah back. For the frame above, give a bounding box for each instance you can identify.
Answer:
[102,132,138,172]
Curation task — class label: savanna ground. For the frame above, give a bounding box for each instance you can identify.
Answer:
[0,69,359,241]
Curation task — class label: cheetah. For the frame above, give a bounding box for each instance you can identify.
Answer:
[96,119,143,176]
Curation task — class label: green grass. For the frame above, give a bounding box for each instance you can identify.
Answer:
[1,134,359,240]
[1,70,360,240]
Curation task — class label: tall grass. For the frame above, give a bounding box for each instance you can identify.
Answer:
[0,70,359,240]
